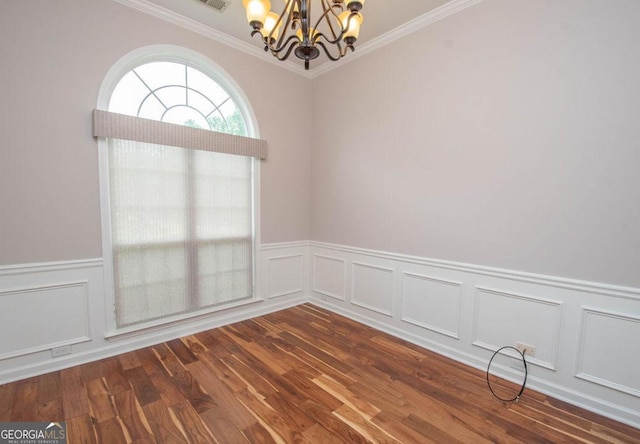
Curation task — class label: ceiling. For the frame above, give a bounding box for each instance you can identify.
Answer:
[135,0,459,74]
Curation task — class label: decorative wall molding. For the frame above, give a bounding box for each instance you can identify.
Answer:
[307,241,640,429]
[471,286,562,370]
[310,0,485,78]
[0,244,308,385]
[266,254,305,299]
[111,0,310,77]
[401,272,462,340]
[576,307,640,398]
[351,261,394,316]
[0,281,91,360]
[310,241,640,301]
[1,242,639,429]
[111,0,484,79]
[0,258,103,276]
[312,254,347,301]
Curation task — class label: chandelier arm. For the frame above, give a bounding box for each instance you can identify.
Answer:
[272,39,301,61]
[315,40,346,62]
[313,32,345,54]
[311,0,337,39]
[273,0,297,49]
[268,35,303,55]
[315,0,344,42]
[315,12,360,46]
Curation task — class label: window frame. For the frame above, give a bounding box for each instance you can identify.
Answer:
[96,45,262,337]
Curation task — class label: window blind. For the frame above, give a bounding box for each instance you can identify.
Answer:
[93,109,264,328]
[93,109,267,159]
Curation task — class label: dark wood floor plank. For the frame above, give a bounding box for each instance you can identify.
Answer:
[199,406,250,443]
[298,399,369,444]
[1,303,638,443]
[95,416,129,444]
[102,356,131,395]
[141,400,189,444]
[242,421,279,444]
[112,389,155,442]
[170,401,216,443]
[235,388,310,443]
[312,373,380,420]
[38,371,62,403]
[63,386,90,419]
[187,360,257,430]
[85,377,117,422]
[66,413,98,444]
[118,351,143,371]
[35,397,64,422]
[0,383,16,421]
[80,360,104,382]
[166,338,198,365]
[125,366,161,407]
[10,378,39,421]
[332,403,403,444]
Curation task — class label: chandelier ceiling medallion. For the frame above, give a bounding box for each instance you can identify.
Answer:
[242,0,365,70]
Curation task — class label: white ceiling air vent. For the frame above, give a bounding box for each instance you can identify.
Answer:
[196,0,230,13]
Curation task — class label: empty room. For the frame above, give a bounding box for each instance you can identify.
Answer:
[1,0,639,442]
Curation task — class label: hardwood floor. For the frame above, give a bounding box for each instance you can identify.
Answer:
[1,304,639,443]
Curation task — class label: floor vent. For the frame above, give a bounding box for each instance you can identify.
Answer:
[197,0,230,13]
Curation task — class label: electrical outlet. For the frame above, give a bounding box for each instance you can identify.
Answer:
[515,342,535,357]
[51,345,72,358]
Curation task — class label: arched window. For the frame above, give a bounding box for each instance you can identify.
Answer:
[96,47,263,332]
[109,60,248,135]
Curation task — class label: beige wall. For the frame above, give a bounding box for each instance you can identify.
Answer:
[311,0,640,287]
[0,0,312,265]
[2,0,639,288]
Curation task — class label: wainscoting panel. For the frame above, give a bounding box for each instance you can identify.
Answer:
[351,261,394,316]
[266,254,304,299]
[312,254,347,301]
[0,281,90,360]
[2,242,640,429]
[308,241,640,429]
[0,243,308,385]
[472,286,562,370]
[576,308,640,397]
[401,272,461,339]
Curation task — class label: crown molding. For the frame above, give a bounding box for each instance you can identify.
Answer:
[310,0,484,78]
[111,0,311,78]
[112,0,483,79]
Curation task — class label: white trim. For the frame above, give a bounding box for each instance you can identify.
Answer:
[0,281,92,360]
[401,272,462,340]
[308,240,640,429]
[111,0,482,79]
[0,258,102,276]
[266,254,305,299]
[261,240,310,251]
[311,241,640,301]
[350,261,394,317]
[575,307,640,398]
[0,292,306,385]
[110,0,311,78]
[310,0,484,78]
[471,286,563,371]
[312,254,347,301]
[104,296,262,340]
[3,242,640,428]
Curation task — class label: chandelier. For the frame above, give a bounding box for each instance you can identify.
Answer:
[242,0,365,70]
